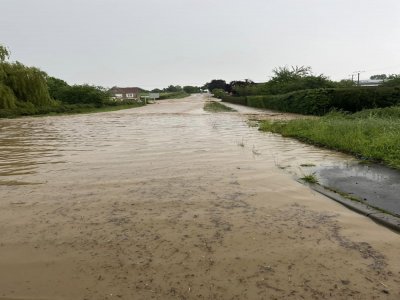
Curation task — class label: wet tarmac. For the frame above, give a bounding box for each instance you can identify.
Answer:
[316,163,400,217]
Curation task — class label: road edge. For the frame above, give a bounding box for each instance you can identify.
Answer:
[309,184,400,233]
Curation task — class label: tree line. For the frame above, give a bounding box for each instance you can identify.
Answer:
[0,44,204,117]
[204,66,400,98]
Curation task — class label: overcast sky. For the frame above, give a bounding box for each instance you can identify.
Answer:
[2,0,400,89]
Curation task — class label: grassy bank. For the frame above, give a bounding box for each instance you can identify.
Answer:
[204,101,236,112]
[259,107,400,169]
[0,101,145,118]
[158,91,189,100]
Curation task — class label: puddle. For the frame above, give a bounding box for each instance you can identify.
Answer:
[315,163,400,216]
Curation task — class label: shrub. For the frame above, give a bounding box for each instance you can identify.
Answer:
[224,87,400,115]
[221,95,247,106]
[55,84,109,106]
[211,89,227,99]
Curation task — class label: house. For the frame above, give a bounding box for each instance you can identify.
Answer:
[109,87,141,100]
[358,80,384,87]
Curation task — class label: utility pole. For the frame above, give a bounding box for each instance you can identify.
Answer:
[353,71,365,86]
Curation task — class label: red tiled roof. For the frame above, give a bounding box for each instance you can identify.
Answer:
[109,87,141,94]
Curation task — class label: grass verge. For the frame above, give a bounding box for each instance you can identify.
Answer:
[0,102,145,119]
[204,101,236,113]
[259,107,400,169]
[158,91,190,100]
[300,173,318,184]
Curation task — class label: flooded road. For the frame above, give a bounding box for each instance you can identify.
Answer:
[1,94,400,299]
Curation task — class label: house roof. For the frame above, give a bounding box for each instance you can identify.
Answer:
[109,87,141,94]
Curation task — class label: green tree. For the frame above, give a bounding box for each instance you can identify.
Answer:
[1,44,53,110]
[382,74,400,87]
[165,85,182,92]
[183,86,201,94]
[370,74,387,80]
[46,76,69,100]
[204,80,227,92]
[267,66,334,94]
[335,79,356,88]
[55,84,110,106]
[0,44,10,62]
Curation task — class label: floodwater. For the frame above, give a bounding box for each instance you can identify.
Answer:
[0,94,400,299]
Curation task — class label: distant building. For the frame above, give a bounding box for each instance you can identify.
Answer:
[109,87,141,100]
[358,80,384,87]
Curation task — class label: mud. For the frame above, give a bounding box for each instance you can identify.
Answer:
[0,94,400,299]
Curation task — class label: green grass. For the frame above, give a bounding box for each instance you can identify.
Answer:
[158,91,189,100]
[300,163,316,167]
[300,173,319,184]
[259,107,400,169]
[204,101,236,112]
[0,102,145,119]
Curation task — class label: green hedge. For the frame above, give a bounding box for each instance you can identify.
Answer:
[221,96,247,106]
[158,91,189,100]
[223,87,400,115]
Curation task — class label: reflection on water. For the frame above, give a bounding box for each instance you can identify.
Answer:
[0,120,66,184]
[0,110,351,188]
[316,163,400,216]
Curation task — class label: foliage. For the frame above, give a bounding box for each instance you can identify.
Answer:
[221,95,247,106]
[54,84,110,106]
[259,107,400,169]
[271,65,313,82]
[164,85,182,92]
[0,83,17,109]
[183,85,201,94]
[370,74,387,80]
[46,76,69,100]
[382,76,400,87]
[226,79,254,94]
[232,83,269,96]
[0,44,10,62]
[0,101,144,118]
[0,61,53,109]
[158,91,189,100]
[351,106,400,119]
[301,174,319,184]
[203,101,236,112]
[204,79,227,92]
[211,88,227,99]
[266,66,335,95]
[222,87,400,115]
[0,44,143,118]
[334,79,356,88]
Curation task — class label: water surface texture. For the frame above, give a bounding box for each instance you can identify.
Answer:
[1,95,400,299]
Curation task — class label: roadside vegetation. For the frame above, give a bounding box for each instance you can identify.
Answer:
[300,173,319,184]
[158,91,189,100]
[204,67,400,170]
[0,44,204,118]
[206,66,400,115]
[151,84,202,100]
[0,45,146,118]
[204,101,236,112]
[259,107,400,169]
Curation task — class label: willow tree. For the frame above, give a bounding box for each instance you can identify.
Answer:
[3,62,53,106]
[0,44,53,109]
[0,44,16,109]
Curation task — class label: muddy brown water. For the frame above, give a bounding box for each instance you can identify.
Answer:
[0,94,400,299]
